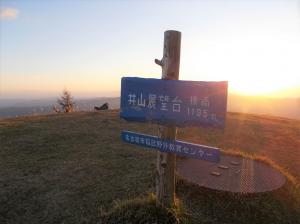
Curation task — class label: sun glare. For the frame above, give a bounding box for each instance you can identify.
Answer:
[185,29,300,97]
[229,79,297,97]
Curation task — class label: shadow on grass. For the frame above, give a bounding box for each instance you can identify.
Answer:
[100,175,300,224]
[176,176,300,224]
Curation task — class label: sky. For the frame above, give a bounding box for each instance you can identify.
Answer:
[0,0,300,99]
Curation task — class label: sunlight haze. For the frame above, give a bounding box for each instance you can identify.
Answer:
[0,0,300,98]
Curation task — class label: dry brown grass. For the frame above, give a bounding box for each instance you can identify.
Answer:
[0,110,299,223]
[178,112,300,185]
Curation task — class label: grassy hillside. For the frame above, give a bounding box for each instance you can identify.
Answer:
[0,111,299,223]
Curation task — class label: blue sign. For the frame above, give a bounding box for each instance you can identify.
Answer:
[121,130,220,163]
[120,77,228,128]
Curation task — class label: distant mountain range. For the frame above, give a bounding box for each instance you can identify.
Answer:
[0,95,299,120]
[0,97,120,118]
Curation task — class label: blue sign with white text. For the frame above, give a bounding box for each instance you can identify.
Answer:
[120,77,228,128]
[121,130,220,163]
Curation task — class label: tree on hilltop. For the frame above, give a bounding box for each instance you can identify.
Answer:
[55,89,75,113]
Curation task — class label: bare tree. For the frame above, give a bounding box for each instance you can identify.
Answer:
[56,89,75,113]
[53,105,60,113]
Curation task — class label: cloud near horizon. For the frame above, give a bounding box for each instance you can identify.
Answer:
[0,7,19,20]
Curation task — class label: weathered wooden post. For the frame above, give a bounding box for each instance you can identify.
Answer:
[155,30,181,207]
[121,30,226,207]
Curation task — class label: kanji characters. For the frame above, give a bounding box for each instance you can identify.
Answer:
[127,92,218,122]
[190,96,197,106]
[172,96,182,112]
[137,93,146,107]
[176,145,182,153]
[128,94,136,105]
[122,132,219,162]
[169,144,175,152]
[200,97,210,107]
[148,94,156,109]
[159,95,169,111]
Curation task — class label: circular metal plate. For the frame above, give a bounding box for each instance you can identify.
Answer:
[177,153,286,193]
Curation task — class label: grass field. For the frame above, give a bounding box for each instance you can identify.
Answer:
[0,110,299,223]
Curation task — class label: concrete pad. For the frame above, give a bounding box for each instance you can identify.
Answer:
[177,153,286,193]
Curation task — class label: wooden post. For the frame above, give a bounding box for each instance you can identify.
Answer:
[155,30,181,207]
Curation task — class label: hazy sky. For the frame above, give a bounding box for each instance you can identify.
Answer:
[1,0,300,98]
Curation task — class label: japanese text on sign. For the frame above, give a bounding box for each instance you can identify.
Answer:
[121,130,220,163]
[120,77,228,128]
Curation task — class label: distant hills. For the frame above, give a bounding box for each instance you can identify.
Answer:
[0,97,120,118]
[0,95,299,120]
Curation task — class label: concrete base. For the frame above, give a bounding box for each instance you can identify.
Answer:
[177,153,286,193]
